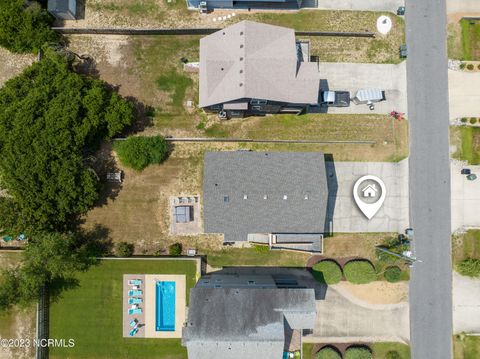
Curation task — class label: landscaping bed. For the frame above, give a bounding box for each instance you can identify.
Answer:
[49,259,197,359]
[454,334,480,359]
[304,342,411,359]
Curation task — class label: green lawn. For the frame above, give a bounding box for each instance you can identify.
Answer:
[453,230,480,266]
[451,126,480,165]
[454,334,480,359]
[204,246,310,268]
[49,259,197,359]
[461,18,480,61]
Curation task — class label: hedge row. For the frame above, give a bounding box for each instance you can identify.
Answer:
[312,259,377,285]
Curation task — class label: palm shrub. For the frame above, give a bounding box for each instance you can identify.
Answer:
[344,346,372,359]
[114,135,168,171]
[344,260,377,284]
[169,243,182,256]
[312,260,343,284]
[384,266,402,282]
[116,242,134,257]
[316,346,342,359]
[456,258,480,277]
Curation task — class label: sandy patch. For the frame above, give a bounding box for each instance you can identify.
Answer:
[0,48,35,88]
[335,280,408,304]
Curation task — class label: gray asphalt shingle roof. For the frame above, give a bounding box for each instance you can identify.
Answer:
[203,151,328,242]
[199,21,320,108]
[183,287,316,359]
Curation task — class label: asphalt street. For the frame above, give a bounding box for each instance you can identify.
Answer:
[405,0,453,358]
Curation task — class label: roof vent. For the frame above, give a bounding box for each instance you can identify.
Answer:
[239,83,243,87]
[283,195,288,200]
[239,57,244,61]
[224,196,229,203]
[243,194,248,199]
[240,31,244,35]
[239,70,243,74]
[304,194,309,200]
[221,67,224,71]
[263,195,267,200]
[222,32,226,35]
[240,44,244,48]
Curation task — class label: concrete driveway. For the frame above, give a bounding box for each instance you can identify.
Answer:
[448,0,480,14]
[451,160,480,232]
[302,0,403,12]
[453,271,480,333]
[317,62,408,116]
[328,159,409,233]
[449,70,480,118]
[306,285,410,342]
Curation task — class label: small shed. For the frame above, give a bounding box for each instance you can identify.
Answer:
[48,0,77,20]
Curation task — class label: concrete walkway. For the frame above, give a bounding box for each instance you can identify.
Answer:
[307,285,410,343]
[448,69,480,118]
[453,271,480,333]
[302,0,403,12]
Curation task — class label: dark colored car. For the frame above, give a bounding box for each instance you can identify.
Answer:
[321,91,350,107]
[400,44,407,58]
[461,168,471,175]
[467,174,477,181]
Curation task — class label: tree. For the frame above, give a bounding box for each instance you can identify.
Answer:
[0,231,98,309]
[114,135,169,171]
[0,0,58,53]
[312,260,343,285]
[0,48,134,231]
[116,242,134,257]
[169,243,182,256]
[343,260,377,284]
[456,258,480,277]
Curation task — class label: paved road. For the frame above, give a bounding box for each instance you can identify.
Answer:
[405,0,453,358]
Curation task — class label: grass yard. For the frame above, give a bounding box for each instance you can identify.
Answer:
[0,252,36,359]
[454,334,480,359]
[460,18,480,61]
[49,259,197,359]
[324,233,410,281]
[448,21,466,60]
[303,342,410,359]
[70,3,405,64]
[450,126,480,165]
[452,230,480,266]
[204,246,310,268]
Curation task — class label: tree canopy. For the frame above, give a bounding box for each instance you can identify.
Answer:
[114,135,169,171]
[0,0,58,53]
[0,48,134,232]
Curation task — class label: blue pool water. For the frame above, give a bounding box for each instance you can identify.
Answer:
[156,281,176,331]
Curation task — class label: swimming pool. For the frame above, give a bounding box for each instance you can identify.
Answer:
[156,281,176,331]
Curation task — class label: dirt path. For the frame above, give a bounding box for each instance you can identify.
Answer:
[0,48,35,88]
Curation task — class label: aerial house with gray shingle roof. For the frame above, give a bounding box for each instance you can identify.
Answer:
[199,21,320,118]
[182,274,316,359]
[203,151,328,252]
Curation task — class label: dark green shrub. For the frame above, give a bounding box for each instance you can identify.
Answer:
[456,258,480,277]
[312,260,343,284]
[478,64,480,70]
[169,243,182,256]
[470,117,477,124]
[467,64,475,70]
[460,63,466,69]
[0,1,59,54]
[344,260,377,284]
[385,351,402,359]
[384,266,402,283]
[344,346,372,359]
[116,242,134,257]
[114,135,168,171]
[316,346,342,359]
[461,117,468,123]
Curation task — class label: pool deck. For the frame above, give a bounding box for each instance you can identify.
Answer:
[122,274,146,338]
[144,274,186,338]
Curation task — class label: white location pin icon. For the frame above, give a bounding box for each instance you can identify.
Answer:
[353,175,386,219]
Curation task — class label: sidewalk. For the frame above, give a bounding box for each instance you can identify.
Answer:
[302,0,403,12]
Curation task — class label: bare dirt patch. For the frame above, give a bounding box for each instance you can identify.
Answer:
[0,48,35,88]
[334,281,408,304]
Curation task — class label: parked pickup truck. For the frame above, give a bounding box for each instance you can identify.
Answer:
[320,91,350,107]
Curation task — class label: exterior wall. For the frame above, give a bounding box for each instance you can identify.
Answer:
[48,0,76,20]
[206,0,301,9]
[204,98,308,118]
